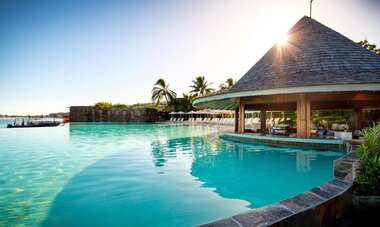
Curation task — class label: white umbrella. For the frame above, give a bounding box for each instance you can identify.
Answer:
[194,110,202,118]
[209,109,222,115]
[169,111,177,115]
[187,110,195,119]
[177,111,185,119]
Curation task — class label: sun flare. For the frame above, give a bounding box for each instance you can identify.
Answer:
[277,34,288,45]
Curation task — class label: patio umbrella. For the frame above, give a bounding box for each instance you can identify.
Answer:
[210,109,222,115]
[195,110,205,118]
[169,111,177,120]
[177,111,185,118]
[187,110,195,119]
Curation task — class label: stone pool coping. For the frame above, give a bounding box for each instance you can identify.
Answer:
[199,140,360,227]
[220,132,344,149]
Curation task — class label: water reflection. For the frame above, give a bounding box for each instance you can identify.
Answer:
[296,152,313,172]
[68,123,342,210]
[149,135,343,208]
[41,137,251,226]
[3,123,340,226]
[151,141,168,167]
[149,132,220,168]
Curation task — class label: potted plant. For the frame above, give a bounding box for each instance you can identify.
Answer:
[353,122,380,223]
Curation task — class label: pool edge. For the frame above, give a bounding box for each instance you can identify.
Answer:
[220,132,344,149]
[198,140,359,227]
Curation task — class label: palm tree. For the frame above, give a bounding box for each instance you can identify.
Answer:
[190,76,215,97]
[179,93,195,112]
[225,77,234,87]
[219,77,234,91]
[168,93,195,112]
[151,78,177,106]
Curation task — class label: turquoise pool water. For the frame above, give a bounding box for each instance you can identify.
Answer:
[0,121,343,226]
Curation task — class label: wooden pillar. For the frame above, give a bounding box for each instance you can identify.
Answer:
[238,101,245,134]
[296,94,311,138]
[353,109,362,130]
[234,108,239,133]
[260,109,266,131]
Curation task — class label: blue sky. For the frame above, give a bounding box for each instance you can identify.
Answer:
[0,0,379,115]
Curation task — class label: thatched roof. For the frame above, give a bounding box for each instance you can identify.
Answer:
[194,16,380,109]
[230,16,380,92]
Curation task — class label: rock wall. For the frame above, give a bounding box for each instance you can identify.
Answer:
[70,106,158,122]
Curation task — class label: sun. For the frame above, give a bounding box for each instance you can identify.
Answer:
[277,34,288,45]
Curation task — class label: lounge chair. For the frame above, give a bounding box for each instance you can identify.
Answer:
[211,118,217,123]
[331,123,340,131]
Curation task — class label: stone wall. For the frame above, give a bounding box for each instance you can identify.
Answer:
[70,106,158,122]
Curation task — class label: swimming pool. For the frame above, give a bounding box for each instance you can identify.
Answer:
[0,122,343,226]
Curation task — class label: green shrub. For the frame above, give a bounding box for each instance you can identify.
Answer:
[94,102,113,108]
[132,103,157,109]
[93,102,131,108]
[355,123,380,195]
[313,115,348,129]
[113,103,129,108]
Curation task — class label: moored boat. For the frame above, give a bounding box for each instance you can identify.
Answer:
[7,118,63,128]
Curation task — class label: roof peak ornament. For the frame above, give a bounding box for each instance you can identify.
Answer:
[310,0,314,18]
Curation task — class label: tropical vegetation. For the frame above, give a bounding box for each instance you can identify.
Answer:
[94,102,115,108]
[168,93,196,112]
[151,78,177,106]
[189,76,215,97]
[112,103,130,108]
[219,77,234,91]
[148,75,227,112]
[94,102,130,108]
[311,110,350,129]
[93,102,160,109]
[132,103,156,109]
[355,123,380,195]
[357,39,380,55]
[92,75,227,112]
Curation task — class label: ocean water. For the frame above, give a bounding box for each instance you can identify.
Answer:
[0,122,343,226]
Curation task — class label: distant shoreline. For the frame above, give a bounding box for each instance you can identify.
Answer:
[0,112,68,118]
